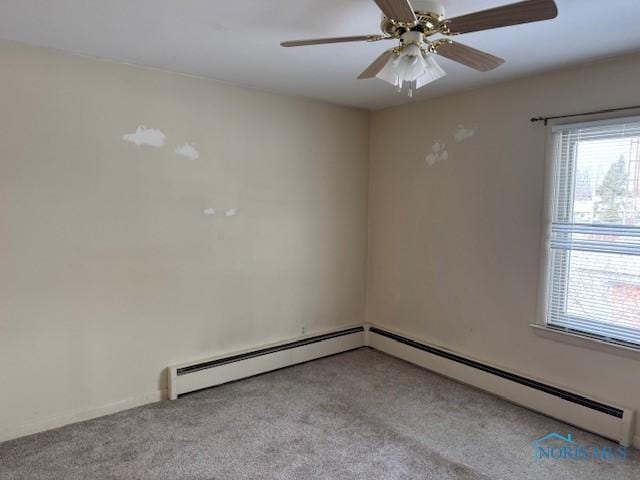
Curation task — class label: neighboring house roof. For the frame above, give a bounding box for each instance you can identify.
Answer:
[531,433,575,446]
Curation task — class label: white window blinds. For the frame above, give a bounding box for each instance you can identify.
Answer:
[546,117,640,346]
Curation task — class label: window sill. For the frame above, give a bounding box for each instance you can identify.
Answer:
[530,324,640,361]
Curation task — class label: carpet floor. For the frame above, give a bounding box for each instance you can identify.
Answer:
[1,348,638,479]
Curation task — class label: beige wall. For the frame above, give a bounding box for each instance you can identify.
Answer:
[368,54,640,441]
[3,36,640,445]
[0,40,369,440]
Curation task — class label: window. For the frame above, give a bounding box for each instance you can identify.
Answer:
[544,117,640,347]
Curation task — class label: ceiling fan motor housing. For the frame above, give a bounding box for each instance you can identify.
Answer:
[412,0,446,18]
[380,0,446,37]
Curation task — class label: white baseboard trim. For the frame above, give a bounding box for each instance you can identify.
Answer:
[366,324,636,448]
[168,325,366,399]
[6,324,637,450]
[2,325,365,444]
[1,389,165,444]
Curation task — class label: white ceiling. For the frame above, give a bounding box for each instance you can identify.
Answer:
[1,0,639,110]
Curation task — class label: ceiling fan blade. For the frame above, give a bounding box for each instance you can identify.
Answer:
[373,0,417,23]
[433,41,504,72]
[358,49,396,79]
[443,0,558,35]
[281,35,387,47]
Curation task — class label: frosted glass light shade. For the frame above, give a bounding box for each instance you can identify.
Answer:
[376,45,446,96]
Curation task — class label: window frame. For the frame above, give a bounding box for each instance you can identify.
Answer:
[535,115,640,354]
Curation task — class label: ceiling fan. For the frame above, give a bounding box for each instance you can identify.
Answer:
[281,0,558,96]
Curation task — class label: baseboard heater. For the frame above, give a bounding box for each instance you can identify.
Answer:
[368,326,636,447]
[168,326,365,399]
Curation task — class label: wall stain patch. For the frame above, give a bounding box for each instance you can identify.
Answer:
[176,143,200,160]
[225,209,237,217]
[426,141,448,167]
[203,208,216,216]
[123,125,166,148]
[453,125,477,143]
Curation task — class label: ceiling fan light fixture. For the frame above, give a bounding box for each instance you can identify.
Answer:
[281,0,558,97]
[376,45,446,97]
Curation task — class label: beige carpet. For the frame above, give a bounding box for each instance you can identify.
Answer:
[1,348,637,479]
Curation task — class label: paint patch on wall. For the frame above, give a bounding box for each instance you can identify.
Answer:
[123,125,166,148]
[425,141,449,167]
[176,143,200,160]
[453,125,477,143]
[225,209,237,217]
[203,208,216,216]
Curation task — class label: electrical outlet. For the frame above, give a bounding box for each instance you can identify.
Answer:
[301,325,307,336]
